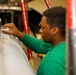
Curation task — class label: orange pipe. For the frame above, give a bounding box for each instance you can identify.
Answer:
[44,0,51,8]
[67,0,72,30]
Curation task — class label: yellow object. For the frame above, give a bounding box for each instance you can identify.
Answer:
[29,59,34,70]
[38,54,45,58]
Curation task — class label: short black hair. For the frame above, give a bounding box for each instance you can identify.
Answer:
[43,6,66,37]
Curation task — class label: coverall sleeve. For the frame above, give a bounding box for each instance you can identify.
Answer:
[21,34,52,54]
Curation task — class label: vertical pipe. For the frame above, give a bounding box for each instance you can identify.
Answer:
[67,0,76,75]
[44,0,51,8]
[20,0,34,70]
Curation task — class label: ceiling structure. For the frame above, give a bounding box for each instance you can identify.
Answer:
[0,0,66,14]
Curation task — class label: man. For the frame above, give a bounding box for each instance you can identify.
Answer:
[2,6,66,75]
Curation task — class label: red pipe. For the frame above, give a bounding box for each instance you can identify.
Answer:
[44,0,51,8]
[20,0,33,62]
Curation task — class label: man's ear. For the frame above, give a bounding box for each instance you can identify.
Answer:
[52,27,59,35]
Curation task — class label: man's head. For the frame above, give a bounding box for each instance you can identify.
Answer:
[39,6,66,45]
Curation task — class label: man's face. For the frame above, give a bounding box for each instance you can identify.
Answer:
[39,16,54,43]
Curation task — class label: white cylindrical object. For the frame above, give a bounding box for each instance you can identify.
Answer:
[0,33,35,75]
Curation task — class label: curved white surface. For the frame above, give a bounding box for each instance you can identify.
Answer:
[0,33,35,75]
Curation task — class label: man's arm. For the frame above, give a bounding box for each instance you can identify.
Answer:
[21,34,52,54]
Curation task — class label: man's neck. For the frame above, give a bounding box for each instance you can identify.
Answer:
[52,37,65,46]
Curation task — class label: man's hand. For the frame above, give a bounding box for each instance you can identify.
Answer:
[2,23,24,39]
